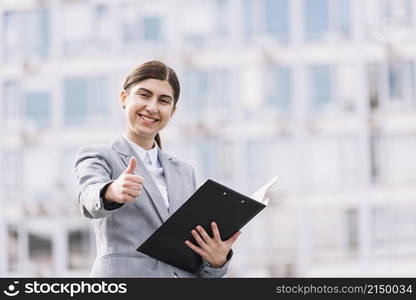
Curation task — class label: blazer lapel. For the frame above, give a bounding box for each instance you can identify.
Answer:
[158,150,181,216]
[111,135,170,223]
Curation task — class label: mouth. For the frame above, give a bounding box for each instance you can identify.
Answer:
[137,113,159,123]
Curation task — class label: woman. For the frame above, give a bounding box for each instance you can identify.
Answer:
[74,60,240,277]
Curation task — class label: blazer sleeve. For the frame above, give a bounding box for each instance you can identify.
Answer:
[198,250,234,278]
[74,145,124,219]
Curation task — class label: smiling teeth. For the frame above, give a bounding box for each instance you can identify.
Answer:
[140,114,157,121]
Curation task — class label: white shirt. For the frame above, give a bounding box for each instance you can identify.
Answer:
[123,134,169,209]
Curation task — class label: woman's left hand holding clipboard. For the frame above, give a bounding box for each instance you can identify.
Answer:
[185,222,241,268]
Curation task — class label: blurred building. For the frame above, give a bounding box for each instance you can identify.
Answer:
[0,0,416,277]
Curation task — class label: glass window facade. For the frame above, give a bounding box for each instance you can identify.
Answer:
[64,77,109,126]
[264,0,289,43]
[2,81,21,120]
[334,0,351,38]
[143,16,161,42]
[243,0,256,36]
[183,69,232,119]
[63,5,109,55]
[266,66,292,112]
[25,9,50,58]
[304,0,329,42]
[308,65,332,111]
[183,70,210,117]
[388,62,414,102]
[3,11,22,60]
[216,0,230,37]
[25,92,50,128]
[304,0,351,42]
[64,78,88,126]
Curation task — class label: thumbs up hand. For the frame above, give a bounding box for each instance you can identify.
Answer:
[124,156,136,174]
[104,157,144,204]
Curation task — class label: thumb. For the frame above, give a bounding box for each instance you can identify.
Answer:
[124,157,136,174]
[226,231,241,245]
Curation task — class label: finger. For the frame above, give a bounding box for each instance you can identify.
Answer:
[185,240,206,257]
[124,174,144,184]
[196,225,214,245]
[124,157,136,174]
[122,189,140,199]
[123,182,142,191]
[211,222,222,242]
[127,190,141,198]
[225,231,241,245]
[131,175,144,184]
[191,229,209,249]
[121,194,136,203]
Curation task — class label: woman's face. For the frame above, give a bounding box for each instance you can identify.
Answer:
[120,78,176,142]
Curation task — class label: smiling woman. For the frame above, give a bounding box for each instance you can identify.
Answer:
[74,60,240,278]
[121,78,176,150]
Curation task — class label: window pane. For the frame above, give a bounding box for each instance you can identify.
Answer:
[2,81,21,120]
[183,71,209,116]
[216,0,230,36]
[121,5,140,44]
[379,135,416,184]
[212,70,231,108]
[25,92,50,127]
[305,137,339,189]
[243,0,256,36]
[3,11,22,60]
[382,0,412,27]
[68,230,92,270]
[265,0,289,43]
[143,16,161,42]
[388,62,413,102]
[182,3,211,46]
[266,66,291,112]
[389,63,404,98]
[2,150,22,191]
[94,5,110,47]
[25,9,50,58]
[334,0,351,37]
[89,77,109,117]
[308,65,332,111]
[24,147,56,195]
[63,5,92,55]
[304,0,329,42]
[195,139,215,180]
[64,79,87,125]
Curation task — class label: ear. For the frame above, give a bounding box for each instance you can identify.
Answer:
[120,90,127,109]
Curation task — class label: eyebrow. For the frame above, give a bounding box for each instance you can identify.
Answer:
[136,88,173,101]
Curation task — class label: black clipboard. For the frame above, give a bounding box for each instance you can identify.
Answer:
[136,179,266,273]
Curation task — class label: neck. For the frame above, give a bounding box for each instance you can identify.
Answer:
[125,130,155,150]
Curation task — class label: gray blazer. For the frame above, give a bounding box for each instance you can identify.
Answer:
[74,135,231,277]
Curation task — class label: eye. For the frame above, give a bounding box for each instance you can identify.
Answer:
[139,93,150,98]
[160,98,171,104]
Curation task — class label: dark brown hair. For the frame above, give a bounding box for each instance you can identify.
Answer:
[123,60,180,149]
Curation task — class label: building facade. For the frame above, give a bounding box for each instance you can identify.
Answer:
[0,0,416,277]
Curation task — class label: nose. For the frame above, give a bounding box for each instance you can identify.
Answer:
[145,98,158,114]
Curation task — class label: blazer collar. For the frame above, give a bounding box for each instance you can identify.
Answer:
[111,135,175,223]
[112,134,175,161]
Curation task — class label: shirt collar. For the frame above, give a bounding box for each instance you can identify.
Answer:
[122,134,159,167]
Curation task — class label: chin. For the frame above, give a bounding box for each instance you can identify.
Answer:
[134,128,158,138]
